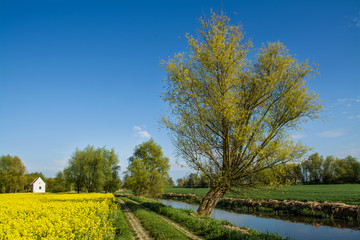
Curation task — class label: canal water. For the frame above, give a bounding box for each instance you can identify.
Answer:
[159,199,360,240]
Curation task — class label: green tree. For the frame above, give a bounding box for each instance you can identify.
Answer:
[0,155,26,193]
[167,176,175,187]
[162,12,323,215]
[176,177,187,187]
[125,139,170,196]
[177,173,211,188]
[254,164,293,186]
[286,163,302,184]
[63,167,74,191]
[45,177,56,192]
[187,173,200,188]
[321,155,336,184]
[83,146,105,192]
[103,148,121,193]
[64,145,121,193]
[303,153,324,184]
[123,160,149,195]
[52,171,69,192]
[199,173,211,188]
[334,156,360,183]
[64,148,86,193]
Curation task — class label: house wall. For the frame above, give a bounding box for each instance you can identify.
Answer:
[32,178,46,193]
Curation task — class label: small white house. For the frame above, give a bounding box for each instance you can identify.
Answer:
[30,177,46,193]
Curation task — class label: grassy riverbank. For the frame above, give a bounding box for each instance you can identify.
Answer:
[121,197,191,239]
[160,193,360,222]
[125,195,287,240]
[164,184,360,205]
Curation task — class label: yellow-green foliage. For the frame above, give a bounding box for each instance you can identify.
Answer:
[0,193,116,239]
[124,139,170,196]
[162,11,323,190]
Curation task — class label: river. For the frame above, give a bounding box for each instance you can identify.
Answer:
[159,199,360,240]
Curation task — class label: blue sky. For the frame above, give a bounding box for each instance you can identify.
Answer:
[1,0,359,180]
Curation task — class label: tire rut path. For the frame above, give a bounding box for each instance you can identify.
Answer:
[118,198,152,240]
[126,198,204,240]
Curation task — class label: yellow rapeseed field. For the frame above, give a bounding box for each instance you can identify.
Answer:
[0,193,117,239]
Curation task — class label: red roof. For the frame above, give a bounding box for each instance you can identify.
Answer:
[31,177,40,185]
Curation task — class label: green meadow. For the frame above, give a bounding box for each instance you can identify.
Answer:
[164,184,360,205]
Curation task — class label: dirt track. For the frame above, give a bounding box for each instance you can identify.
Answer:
[118,198,152,240]
[125,198,203,240]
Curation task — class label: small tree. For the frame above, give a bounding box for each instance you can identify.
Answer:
[162,12,323,215]
[125,139,170,196]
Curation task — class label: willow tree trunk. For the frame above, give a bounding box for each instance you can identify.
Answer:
[197,186,227,216]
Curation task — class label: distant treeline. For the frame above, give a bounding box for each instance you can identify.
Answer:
[176,173,212,188]
[287,153,360,184]
[0,154,65,193]
[2,152,359,193]
[177,153,360,188]
[0,145,122,193]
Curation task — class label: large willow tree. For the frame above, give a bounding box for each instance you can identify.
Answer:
[162,12,323,216]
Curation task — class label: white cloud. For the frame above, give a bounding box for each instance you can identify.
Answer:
[133,125,151,138]
[316,129,345,138]
[133,126,142,131]
[137,131,151,138]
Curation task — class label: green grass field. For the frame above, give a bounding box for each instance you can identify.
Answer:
[164,184,360,205]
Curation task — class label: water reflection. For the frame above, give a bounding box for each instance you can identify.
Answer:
[226,208,360,230]
[159,199,360,240]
